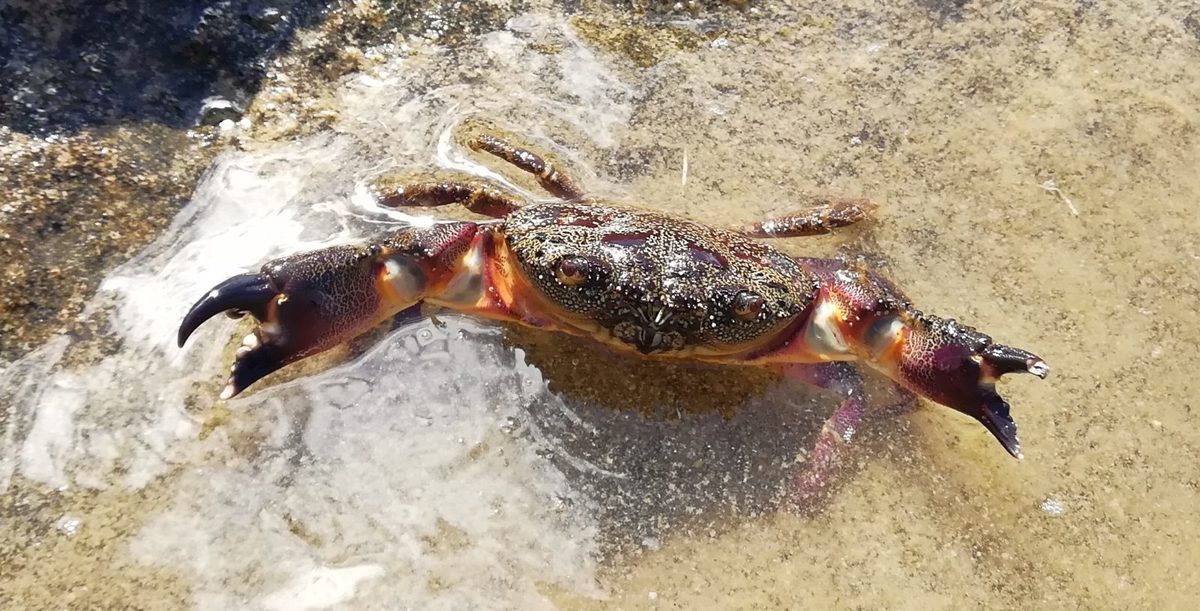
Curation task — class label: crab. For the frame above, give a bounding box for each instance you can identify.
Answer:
[178,131,1048,502]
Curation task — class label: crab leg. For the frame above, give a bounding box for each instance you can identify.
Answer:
[370,178,525,218]
[737,196,876,238]
[469,134,586,200]
[781,362,867,503]
[178,222,491,398]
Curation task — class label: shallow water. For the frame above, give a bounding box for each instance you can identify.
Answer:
[3,3,1199,609]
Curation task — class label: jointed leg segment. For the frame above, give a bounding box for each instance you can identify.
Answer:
[469,134,587,201]
[371,179,525,218]
[370,133,588,218]
[780,362,867,504]
[739,196,876,238]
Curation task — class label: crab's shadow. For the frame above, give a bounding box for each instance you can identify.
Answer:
[500,324,909,554]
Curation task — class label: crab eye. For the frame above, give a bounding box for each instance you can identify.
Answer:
[555,256,590,286]
[732,290,765,320]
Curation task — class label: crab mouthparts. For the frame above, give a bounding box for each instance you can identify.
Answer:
[634,328,671,353]
[610,303,692,354]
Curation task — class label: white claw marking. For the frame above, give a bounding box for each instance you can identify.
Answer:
[1028,360,1050,379]
[652,307,671,326]
[805,300,851,359]
[261,322,281,339]
[236,345,252,358]
[241,333,260,348]
[219,383,235,400]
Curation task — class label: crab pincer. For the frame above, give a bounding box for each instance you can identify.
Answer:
[179,223,482,399]
[887,315,1048,457]
[791,262,1049,459]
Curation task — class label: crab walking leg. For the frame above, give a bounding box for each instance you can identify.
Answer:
[469,134,587,201]
[370,179,525,218]
[178,222,490,398]
[780,362,868,503]
[737,196,876,238]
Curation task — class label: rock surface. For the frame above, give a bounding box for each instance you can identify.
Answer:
[2,1,1199,609]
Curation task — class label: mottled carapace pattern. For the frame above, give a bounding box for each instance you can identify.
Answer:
[504,202,818,356]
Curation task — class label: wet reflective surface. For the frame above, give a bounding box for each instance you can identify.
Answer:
[2,3,1199,608]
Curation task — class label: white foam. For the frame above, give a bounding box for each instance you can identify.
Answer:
[262,564,386,611]
[128,320,602,609]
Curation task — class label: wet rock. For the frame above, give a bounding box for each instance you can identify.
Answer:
[246,5,286,32]
[571,16,712,68]
[197,96,245,126]
[0,0,327,135]
[0,127,213,361]
[0,0,571,361]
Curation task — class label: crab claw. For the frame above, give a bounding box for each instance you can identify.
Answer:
[179,244,392,399]
[895,315,1048,458]
[179,222,483,399]
[177,273,275,349]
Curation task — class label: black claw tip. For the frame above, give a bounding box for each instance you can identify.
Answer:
[178,273,276,348]
[1027,359,1050,379]
[977,387,1022,459]
[220,341,289,400]
[982,343,1048,378]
